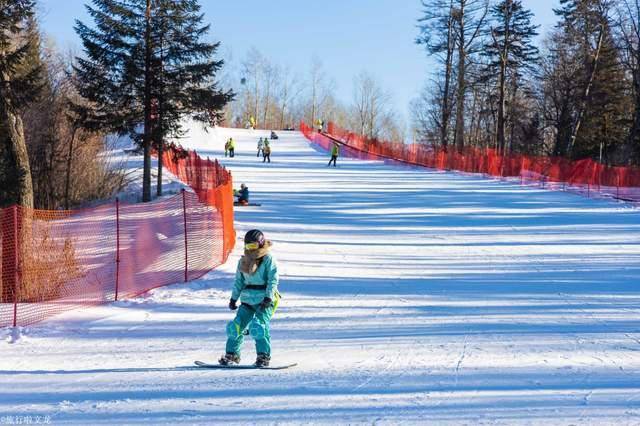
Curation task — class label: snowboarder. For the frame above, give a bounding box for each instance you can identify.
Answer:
[235,183,250,206]
[224,139,230,157]
[270,131,279,140]
[328,142,339,167]
[228,138,236,158]
[219,229,280,367]
[257,138,264,157]
[262,144,271,163]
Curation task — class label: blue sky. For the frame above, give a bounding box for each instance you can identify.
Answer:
[37,0,560,124]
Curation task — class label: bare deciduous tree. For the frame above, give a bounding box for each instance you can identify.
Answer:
[241,47,267,128]
[306,56,337,126]
[277,65,303,130]
[350,71,393,140]
[452,0,489,151]
[417,0,457,148]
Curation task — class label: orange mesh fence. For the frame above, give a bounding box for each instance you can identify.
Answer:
[301,121,640,202]
[1,146,235,328]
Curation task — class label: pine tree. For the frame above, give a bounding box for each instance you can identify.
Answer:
[0,0,43,209]
[613,0,640,164]
[553,0,629,162]
[74,0,232,201]
[151,0,233,196]
[483,0,539,154]
[576,25,628,162]
[541,27,578,157]
[73,0,146,179]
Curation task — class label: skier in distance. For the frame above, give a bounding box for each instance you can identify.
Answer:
[327,142,339,167]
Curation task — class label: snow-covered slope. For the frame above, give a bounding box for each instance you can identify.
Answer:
[2,127,640,425]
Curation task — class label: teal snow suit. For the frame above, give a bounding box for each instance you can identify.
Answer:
[226,254,279,356]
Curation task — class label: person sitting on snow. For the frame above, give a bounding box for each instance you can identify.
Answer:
[219,229,280,367]
[270,131,278,140]
[235,183,250,206]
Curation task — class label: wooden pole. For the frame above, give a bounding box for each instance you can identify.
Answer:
[115,198,120,301]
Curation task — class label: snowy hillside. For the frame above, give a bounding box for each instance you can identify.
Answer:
[2,127,640,425]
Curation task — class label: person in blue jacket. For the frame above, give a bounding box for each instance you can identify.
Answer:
[219,229,280,367]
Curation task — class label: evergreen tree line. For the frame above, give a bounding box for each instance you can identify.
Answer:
[413,0,640,166]
[1,0,232,209]
[1,0,121,210]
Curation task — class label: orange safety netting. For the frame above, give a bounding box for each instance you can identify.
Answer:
[0,146,235,328]
[300,121,640,202]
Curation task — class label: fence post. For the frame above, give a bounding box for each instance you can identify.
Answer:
[182,189,188,282]
[587,183,590,198]
[617,176,620,199]
[12,206,19,328]
[114,198,120,301]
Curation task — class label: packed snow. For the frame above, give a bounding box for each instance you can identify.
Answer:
[2,127,640,425]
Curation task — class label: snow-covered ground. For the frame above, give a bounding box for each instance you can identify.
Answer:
[103,133,189,205]
[2,128,640,425]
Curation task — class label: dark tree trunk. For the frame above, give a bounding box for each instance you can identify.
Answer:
[441,10,455,150]
[629,70,640,164]
[569,27,604,157]
[454,7,466,152]
[497,62,507,154]
[0,96,34,209]
[156,22,165,198]
[554,98,573,157]
[0,90,32,305]
[142,0,153,202]
[64,126,79,210]
[156,134,163,197]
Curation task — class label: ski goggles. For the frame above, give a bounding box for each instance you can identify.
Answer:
[245,242,261,250]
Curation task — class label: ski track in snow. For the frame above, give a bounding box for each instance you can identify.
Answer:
[2,126,640,425]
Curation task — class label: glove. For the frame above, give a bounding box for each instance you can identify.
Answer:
[259,297,272,310]
[229,298,238,311]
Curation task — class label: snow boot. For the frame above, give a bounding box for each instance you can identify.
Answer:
[218,353,240,366]
[255,353,271,367]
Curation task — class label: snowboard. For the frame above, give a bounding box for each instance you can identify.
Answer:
[233,202,262,207]
[194,360,297,370]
